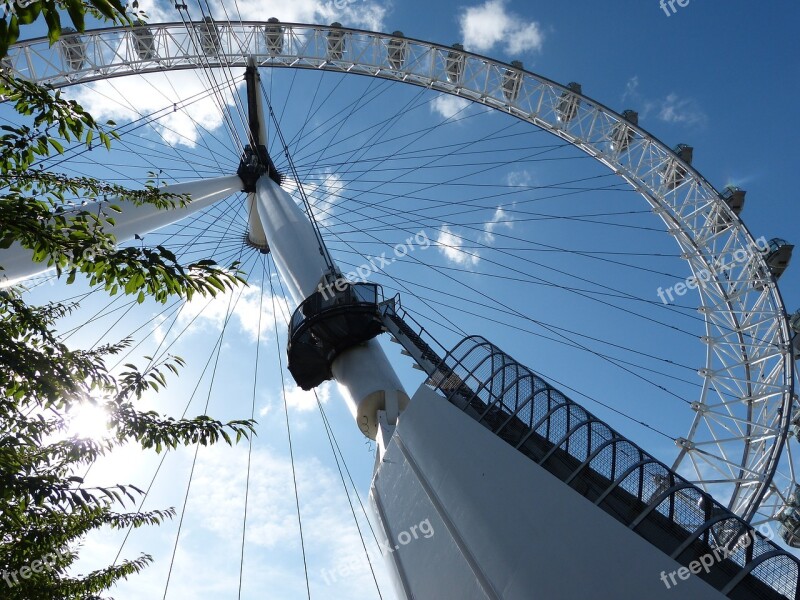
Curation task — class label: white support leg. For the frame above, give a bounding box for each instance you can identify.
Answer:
[0,174,244,287]
[253,176,409,438]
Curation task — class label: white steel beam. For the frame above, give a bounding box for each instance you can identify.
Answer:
[0,174,244,287]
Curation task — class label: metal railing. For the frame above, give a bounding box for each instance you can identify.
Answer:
[430,335,800,600]
[7,21,794,523]
[286,282,384,390]
[289,281,381,335]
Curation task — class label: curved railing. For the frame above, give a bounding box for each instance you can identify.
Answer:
[5,19,794,523]
[286,281,384,389]
[433,335,800,599]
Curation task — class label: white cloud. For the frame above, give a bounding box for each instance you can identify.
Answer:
[504,21,545,55]
[78,443,390,599]
[619,77,706,128]
[657,93,708,127]
[622,75,639,103]
[130,0,172,22]
[237,0,387,32]
[459,0,544,54]
[482,206,513,244]
[176,283,291,342]
[434,207,512,267]
[144,0,387,32]
[436,225,479,267]
[187,445,391,597]
[301,171,346,229]
[506,169,533,187]
[430,95,471,120]
[153,313,168,344]
[283,379,332,412]
[69,70,240,148]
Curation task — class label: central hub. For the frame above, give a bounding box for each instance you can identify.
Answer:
[237,144,282,193]
[238,62,283,193]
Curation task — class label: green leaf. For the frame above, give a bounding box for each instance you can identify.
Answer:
[14,2,41,26]
[89,0,118,21]
[0,18,9,60]
[43,6,62,45]
[7,14,19,47]
[66,0,85,32]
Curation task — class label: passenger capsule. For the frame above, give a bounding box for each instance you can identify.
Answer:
[721,185,746,215]
[131,20,157,61]
[790,310,800,335]
[763,238,793,281]
[60,27,87,71]
[713,185,746,232]
[779,484,800,547]
[502,60,523,103]
[196,16,221,55]
[387,31,407,69]
[609,109,638,153]
[789,310,800,361]
[662,143,693,190]
[265,17,284,55]
[327,22,345,60]
[445,43,465,84]
[556,82,582,123]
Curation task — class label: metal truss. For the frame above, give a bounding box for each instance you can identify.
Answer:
[4,20,795,524]
[436,335,800,599]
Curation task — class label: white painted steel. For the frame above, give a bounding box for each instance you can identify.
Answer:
[371,384,727,600]
[253,177,327,304]
[4,19,795,524]
[0,174,243,287]
[253,176,408,438]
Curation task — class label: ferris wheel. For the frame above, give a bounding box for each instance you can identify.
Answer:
[2,14,798,596]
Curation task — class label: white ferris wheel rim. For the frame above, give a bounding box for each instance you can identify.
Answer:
[3,19,795,525]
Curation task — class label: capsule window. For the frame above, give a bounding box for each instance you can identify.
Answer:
[502,61,523,103]
[387,31,407,69]
[196,16,221,56]
[265,18,284,55]
[609,110,638,153]
[60,27,87,71]
[132,21,157,61]
[556,82,582,123]
[327,23,346,61]
[445,44,465,84]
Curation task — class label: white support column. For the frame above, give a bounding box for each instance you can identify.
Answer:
[0,174,244,287]
[252,176,328,303]
[371,384,728,600]
[246,193,269,250]
[253,176,409,438]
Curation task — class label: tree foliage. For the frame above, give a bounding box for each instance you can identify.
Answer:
[0,0,132,57]
[0,3,256,599]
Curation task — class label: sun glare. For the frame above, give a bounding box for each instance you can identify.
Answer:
[67,402,110,440]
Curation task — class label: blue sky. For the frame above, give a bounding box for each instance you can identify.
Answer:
[8,0,800,598]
